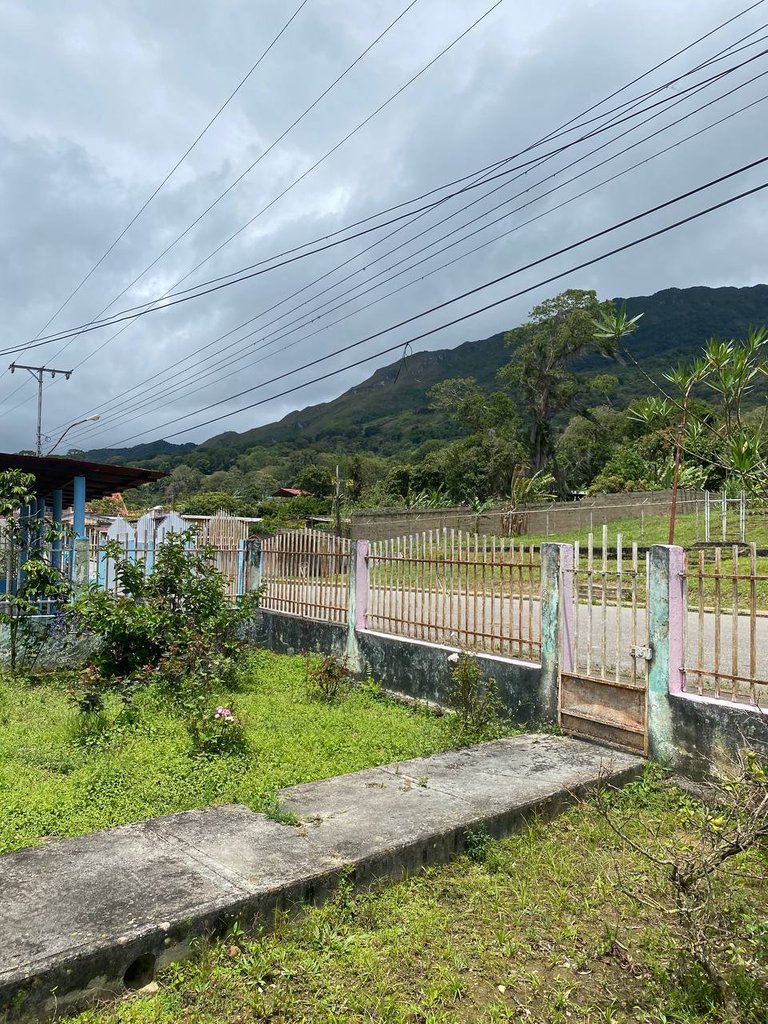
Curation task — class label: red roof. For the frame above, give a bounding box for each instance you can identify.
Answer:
[273,487,312,498]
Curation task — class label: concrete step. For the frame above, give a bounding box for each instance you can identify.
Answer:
[0,734,643,1021]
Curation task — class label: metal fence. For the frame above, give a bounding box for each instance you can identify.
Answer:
[567,534,650,687]
[366,529,541,661]
[259,529,351,625]
[683,544,768,706]
[88,538,248,601]
[559,534,650,754]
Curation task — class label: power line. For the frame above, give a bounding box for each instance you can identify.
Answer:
[73,69,768,443]
[16,33,768,357]
[6,0,766,432]
[135,177,768,443]
[103,161,768,446]
[28,0,763,406]
[22,0,502,375]
[20,0,315,346]
[0,0,422,400]
[39,7,768,441]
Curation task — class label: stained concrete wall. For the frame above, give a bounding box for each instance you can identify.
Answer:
[666,694,768,778]
[351,489,703,542]
[255,609,551,728]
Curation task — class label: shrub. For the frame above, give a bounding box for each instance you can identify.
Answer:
[306,653,350,701]
[70,531,254,688]
[447,652,505,744]
[186,703,248,758]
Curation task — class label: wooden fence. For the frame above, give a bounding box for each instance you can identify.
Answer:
[259,529,351,625]
[683,544,768,706]
[366,530,541,661]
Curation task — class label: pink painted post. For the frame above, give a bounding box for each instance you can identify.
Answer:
[667,544,686,695]
[355,540,370,632]
[559,543,574,675]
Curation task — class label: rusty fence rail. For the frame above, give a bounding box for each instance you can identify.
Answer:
[366,529,541,661]
[260,529,351,626]
[682,543,768,706]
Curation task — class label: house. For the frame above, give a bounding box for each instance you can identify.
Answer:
[272,487,312,498]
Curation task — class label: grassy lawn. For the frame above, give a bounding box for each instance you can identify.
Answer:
[73,770,767,1024]
[0,650,456,855]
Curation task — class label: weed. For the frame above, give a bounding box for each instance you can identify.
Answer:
[305,652,350,701]
[463,824,493,862]
[447,652,505,743]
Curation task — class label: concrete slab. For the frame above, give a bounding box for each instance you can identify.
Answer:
[281,734,640,876]
[0,735,643,1021]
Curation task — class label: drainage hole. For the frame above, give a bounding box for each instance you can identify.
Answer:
[123,953,156,990]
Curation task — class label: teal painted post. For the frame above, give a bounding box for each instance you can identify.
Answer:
[539,543,570,725]
[647,544,686,764]
[346,541,363,672]
[72,475,89,589]
[51,489,63,571]
[72,476,86,540]
[237,539,247,597]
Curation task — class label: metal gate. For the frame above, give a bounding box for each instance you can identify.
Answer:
[559,536,650,755]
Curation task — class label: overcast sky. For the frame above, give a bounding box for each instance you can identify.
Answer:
[1,0,767,454]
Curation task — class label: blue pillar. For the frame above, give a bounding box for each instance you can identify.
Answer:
[72,476,86,540]
[51,489,63,570]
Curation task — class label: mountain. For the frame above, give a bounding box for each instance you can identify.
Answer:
[202,330,510,456]
[83,439,195,465]
[87,284,768,467]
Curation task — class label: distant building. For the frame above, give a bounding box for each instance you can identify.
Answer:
[272,487,312,498]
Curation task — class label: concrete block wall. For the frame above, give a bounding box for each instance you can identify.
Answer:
[351,489,704,542]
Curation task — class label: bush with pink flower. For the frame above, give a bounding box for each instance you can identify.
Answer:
[186,702,248,758]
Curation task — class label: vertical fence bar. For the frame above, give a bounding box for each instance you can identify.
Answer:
[586,533,594,677]
[572,541,580,675]
[721,490,727,542]
[731,544,739,701]
[714,546,722,698]
[615,533,623,683]
[600,526,608,678]
[749,541,757,704]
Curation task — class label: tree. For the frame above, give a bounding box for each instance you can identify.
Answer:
[294,465,335,497]
[165,464,201,507]
[428,378,517,434]
[499,290,617,475]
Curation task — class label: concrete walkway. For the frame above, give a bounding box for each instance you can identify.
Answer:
[0,734,642,1021]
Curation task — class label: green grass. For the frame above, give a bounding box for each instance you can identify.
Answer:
[0,651,456,855]
[73,771,767,1024]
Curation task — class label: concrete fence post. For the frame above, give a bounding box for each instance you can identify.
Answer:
[539,542,572,725]
[72,538,90,591]
[647,544,686,763]
[346,540,364,672]
[355,540,369,631]
[246,537,262,594]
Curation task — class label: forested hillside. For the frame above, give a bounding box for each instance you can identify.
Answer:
[81,283,768,518]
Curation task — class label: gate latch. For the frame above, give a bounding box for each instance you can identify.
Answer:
[631,644,653,662]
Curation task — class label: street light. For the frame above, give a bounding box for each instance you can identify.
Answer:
[46,416,101,456]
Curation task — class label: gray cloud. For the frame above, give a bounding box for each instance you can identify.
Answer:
[0,0,766,452]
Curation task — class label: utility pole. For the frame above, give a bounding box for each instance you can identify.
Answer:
[9,363,73,456]
[334,464,342,537]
